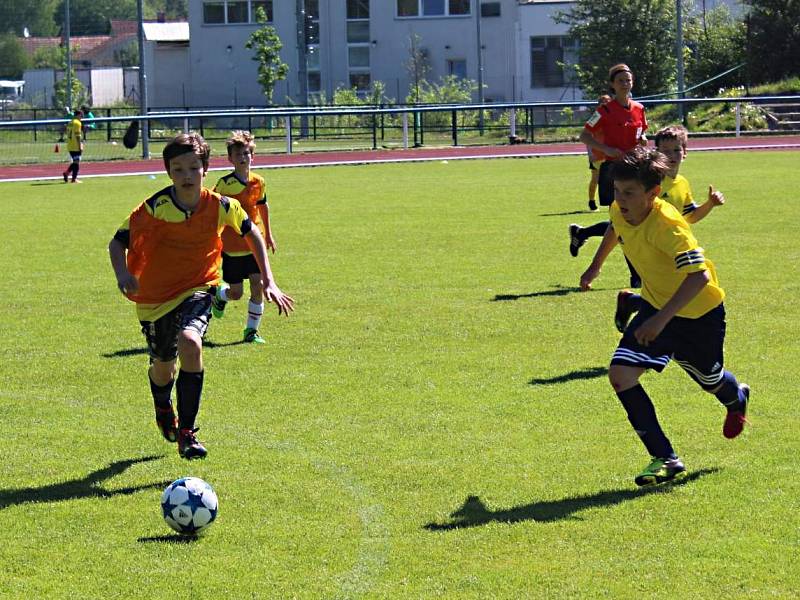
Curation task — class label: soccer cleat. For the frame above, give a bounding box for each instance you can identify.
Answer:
[723,384,750,439]
[614,289,636,333]
[155,405,178,443]
[588,199,598,212]
[634,457,686,487]
[569,224,585,258]
[178,428,208,460]
[243,328,265,344]
[211,291,227,319]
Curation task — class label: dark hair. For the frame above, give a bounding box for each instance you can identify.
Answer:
[654,125,689,151]
[162,132,210,172]
[608,63,633,82]
[611,146,669,190]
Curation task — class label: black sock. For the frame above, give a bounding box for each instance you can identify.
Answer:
[71,162,79,180]
[580,220,610,240]
[176,369,204,430]
[617,384,676,459]
[713,370,746,412]
[149,375,174,409]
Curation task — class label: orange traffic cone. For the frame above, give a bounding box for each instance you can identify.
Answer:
[54,143,59,153]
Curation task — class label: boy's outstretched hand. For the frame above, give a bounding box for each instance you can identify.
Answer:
[580,264,601,291]
[708,186,725,206]
[264,282,295,316]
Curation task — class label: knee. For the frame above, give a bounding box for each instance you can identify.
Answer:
[608,365,638,392]
[227,287,244,301]
[177,331,203,363]
[150,360,177,385]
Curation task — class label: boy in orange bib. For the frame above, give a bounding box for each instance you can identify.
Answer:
[109,133,294,459]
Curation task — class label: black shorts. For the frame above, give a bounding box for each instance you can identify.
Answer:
[139,290,213,362]
[597,161,614,206]
[69,151,82,162]
[221,252,259,285]
[610,300,727,389]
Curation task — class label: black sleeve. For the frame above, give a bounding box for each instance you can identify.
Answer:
[113,229,130,248]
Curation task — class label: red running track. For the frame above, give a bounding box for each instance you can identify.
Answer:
[1,135,798,182]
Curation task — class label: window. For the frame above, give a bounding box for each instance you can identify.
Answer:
[347,21,370,43]
[203,0,272,24]
[396,0,470,17]
[203,2,225,23]
[350,73,371,91]
[348,47,370,68]
[347,0,369,19]
[530,36,577,88]
[227,1,248,23]
[480,2,500,17]
[447,59,467,79]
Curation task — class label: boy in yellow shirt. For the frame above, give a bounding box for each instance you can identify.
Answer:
[580,147,749,487]
[62,109,83,183]
[211,131,277,344]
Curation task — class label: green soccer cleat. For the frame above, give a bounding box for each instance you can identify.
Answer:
[211,291,227,319]
[243,328,265,344]
[634,457,686,487]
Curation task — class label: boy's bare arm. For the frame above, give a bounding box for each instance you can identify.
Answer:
[579,129,623,159]
[686,186,725,224]
[108,238,138,295]
[244,227,294,315]
[634,270,709,346]
[580,224,618,290]
[258,204,276,253]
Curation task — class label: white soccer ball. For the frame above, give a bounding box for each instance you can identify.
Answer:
[161,477,218,535]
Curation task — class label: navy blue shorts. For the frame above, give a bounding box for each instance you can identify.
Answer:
[611,300,727,389]
[597,161,614,206]
[69,151,82,162]
[221,252,260,285]
[139,290,213,362]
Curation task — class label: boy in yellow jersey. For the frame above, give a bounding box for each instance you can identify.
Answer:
[614,125,725,332]
[62,109,83,183]
[580,147,749,487]
[108,133,294,460]
[210,131,277,344]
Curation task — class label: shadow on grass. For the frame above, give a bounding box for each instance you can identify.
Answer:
[529,366,607,385]
[102,338,245,359]
[0,455,169,511]
[138,534,201,544]
[538,210,592,217]
[424,468,719,530]
[492,285,582,301]
[29,181,68,186]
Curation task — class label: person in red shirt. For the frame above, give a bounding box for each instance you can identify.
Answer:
[569,64,648,287]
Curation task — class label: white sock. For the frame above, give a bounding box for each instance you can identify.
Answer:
[218,285,230,302]
[247,300,264,331]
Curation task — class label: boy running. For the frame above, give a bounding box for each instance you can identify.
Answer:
[614,125,726,332]
[580,147,749,487]
[108,132,294,460]
[210,131,277,344]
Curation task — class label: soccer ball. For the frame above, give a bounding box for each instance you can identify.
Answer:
[161,477,218,535]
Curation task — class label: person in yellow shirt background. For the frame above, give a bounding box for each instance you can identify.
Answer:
[62,109,84,183]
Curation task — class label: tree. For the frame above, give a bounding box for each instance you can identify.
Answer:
[742,0,800,84]
[0,34,30,79]
[245,6,288,105]
[404,34,431,104]
[0,0,59,37]
[683,5,746,96]
[54,0,137,36]
[555,0,677,98]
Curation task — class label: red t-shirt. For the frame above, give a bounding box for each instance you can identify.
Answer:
[584,98,648,161]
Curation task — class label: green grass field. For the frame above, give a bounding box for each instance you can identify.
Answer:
[0,151,798,598]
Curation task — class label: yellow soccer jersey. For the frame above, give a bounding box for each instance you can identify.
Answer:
[660,174,697,218]
[609,198,724,318]
[213,171,268,257]
[66,118,83,152]
[114,186,251,321]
